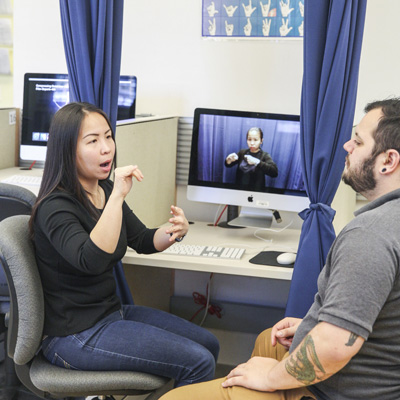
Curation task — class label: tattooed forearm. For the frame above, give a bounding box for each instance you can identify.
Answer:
[345,333,358,347]
[285,335,326,385]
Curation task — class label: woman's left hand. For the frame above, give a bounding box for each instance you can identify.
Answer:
[166,205,189,242]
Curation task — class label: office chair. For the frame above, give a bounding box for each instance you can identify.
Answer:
[0,215,170,399]
[0,183,38,400]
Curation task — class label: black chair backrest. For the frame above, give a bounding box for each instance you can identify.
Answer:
[0,183,36,220]
[0,215,44,365]
[0,183,36,299]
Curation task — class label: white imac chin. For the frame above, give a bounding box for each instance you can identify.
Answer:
[187,185,310,229]
[19,144,47,167]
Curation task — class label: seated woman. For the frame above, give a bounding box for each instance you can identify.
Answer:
[30,102,219,387]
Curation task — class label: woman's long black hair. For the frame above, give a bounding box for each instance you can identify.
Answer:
[29,102,116,236]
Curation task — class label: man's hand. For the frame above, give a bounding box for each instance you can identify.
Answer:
[271,317,302,350]
[222,357,279,391]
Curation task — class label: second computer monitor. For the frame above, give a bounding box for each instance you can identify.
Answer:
[20,73,137,163]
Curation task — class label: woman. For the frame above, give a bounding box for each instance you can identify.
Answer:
[225,127,278,190]
[30,102,219,387]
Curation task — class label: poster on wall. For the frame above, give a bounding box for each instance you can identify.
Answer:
[202,0,304,38]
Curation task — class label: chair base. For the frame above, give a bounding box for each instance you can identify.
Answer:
[0,384,43,400]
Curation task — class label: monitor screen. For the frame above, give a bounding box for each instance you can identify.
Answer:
[187,108,309,227]
[20,73,137,163]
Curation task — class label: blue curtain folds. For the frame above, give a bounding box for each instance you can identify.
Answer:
[285,0,367,317]
[59,0,132,304]
[59,0,124,131]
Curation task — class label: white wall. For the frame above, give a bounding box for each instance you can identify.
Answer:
[13,0,304,116]
[13,1,400,121]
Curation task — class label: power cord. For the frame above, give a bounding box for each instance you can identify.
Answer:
[190,273,222,326]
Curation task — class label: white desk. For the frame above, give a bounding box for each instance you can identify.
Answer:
[123,221,299,280]
[0,167,43,196]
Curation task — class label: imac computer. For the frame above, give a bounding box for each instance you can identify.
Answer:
[187,108,310,228]
[20,73,137,165]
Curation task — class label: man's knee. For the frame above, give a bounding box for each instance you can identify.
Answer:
[252,328,287,361]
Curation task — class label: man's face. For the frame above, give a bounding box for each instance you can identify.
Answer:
[342,108,383,195]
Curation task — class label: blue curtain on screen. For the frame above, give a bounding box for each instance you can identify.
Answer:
[59,0,133,305]
[197,115,305,191]
[285,0,367,317]
[59,0,123,131]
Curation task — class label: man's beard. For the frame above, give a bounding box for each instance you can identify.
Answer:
[342,155,377,195]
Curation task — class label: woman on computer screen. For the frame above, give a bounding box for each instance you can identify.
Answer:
[29,102,219,388]
[225,127,278,190]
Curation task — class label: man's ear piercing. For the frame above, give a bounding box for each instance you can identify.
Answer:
[382,168,387,173]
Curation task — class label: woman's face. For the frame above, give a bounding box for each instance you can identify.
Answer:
[247,130,263,153]
[76,112,115,188]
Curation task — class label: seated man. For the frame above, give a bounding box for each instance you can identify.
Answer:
[160,98,400,400]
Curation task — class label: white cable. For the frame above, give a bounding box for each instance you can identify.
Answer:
[257,219,294,233]
[199,274,212,326]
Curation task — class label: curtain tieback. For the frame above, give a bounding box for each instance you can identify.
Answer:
[299,202,336,223]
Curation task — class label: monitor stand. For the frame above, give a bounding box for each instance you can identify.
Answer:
[218,205,244,228]
[219,205,273,229]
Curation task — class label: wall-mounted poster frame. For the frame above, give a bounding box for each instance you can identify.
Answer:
[202,0,304,39]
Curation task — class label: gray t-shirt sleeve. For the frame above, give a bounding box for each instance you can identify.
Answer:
[317,226,397,340]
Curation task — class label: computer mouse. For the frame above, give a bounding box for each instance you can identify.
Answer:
[276,252,296,265]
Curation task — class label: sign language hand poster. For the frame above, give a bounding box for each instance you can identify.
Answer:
[203,0,304,38]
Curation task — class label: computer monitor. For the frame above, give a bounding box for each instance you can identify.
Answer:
[20,73,137,164]
[187,108,309,228]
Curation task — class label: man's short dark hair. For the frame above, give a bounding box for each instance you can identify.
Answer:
[365,98,400,157]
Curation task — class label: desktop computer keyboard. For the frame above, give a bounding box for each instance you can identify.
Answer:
[1,175,42,187]
[163,244,245,259]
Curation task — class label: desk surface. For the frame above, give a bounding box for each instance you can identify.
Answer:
[0,167,299,280]
[123,221,300,280]
[0,167,43,195]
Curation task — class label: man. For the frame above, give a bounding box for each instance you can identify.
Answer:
[160,98,400,400]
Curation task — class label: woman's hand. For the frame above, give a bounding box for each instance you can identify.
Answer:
[226,152,239,165]
[166,205,189,242]
[112,165,144,199]
[271,317,302,350]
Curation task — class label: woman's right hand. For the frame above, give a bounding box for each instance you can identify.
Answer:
[112,165,144,199]
[226,152,239,164]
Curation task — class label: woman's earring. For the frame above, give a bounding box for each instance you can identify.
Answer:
[382,168,387,173]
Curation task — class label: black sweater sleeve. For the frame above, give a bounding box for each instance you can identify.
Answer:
[258,151,278,178]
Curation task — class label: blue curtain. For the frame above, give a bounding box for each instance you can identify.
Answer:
[59,0,133,305]
[59,0,124,131]
[285,0,367,317]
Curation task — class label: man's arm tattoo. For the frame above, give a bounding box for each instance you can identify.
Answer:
[345,332,358,347]
[285,334,326,385]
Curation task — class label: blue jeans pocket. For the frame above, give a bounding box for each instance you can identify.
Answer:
[52,352,80,370]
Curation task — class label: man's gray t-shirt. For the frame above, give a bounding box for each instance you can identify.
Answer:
[291,189,400,399]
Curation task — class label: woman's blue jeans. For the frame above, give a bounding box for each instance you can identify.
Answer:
[41,305,220,387]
